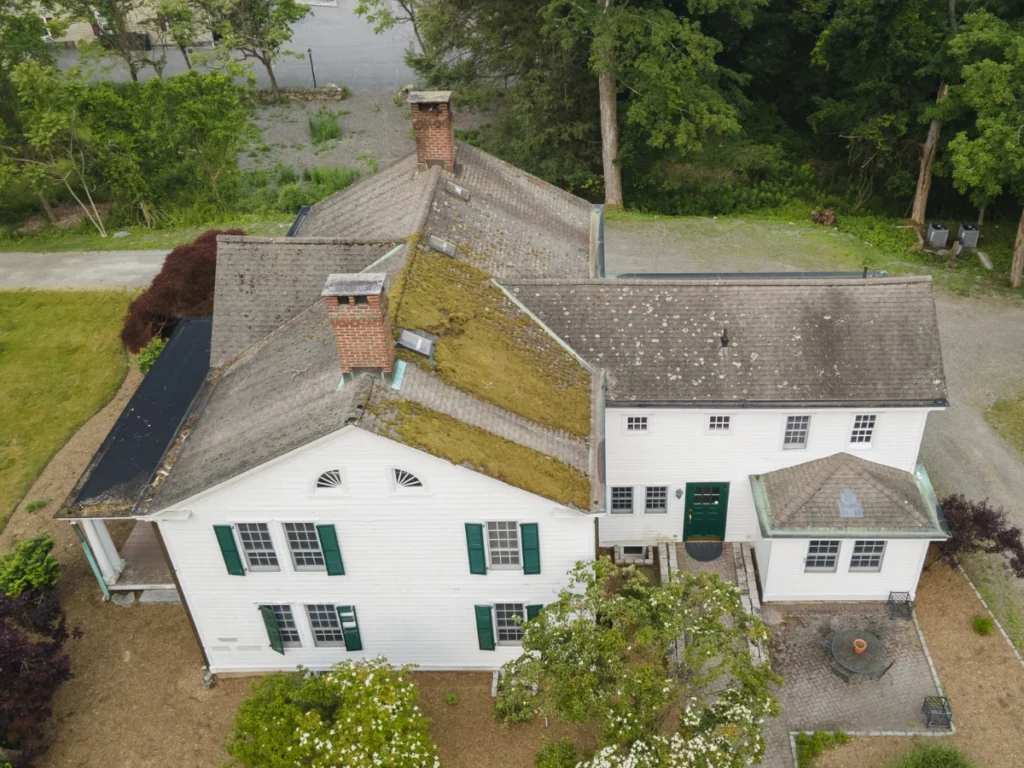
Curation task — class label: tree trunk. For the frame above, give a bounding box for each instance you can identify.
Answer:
[977,202,986,227]
[597,0,622,208]
[911,82,948,227]
[39,193,57,224]
[263,57,280,99]
[179,43,192,69]
[1011,207,1024,289]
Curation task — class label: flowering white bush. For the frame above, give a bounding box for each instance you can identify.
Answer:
[227,656,440,768]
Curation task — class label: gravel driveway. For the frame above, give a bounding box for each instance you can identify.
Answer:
[0,250,167,288]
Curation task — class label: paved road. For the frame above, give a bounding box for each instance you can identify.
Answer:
[58,0,417,92]
[0,250,167,288]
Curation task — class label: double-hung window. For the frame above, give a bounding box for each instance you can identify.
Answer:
[805,540,840,572]
[784,415,810,449]
[851,414,877,445]
[494,603,527,644]
[850,540,886,572]
[265,605,302,648]
[610,486,634,514]
[284,523,326,571]
[644,486,668,514]
[306,604,346,647]
[486,521,521,569]
[236,523,279,571]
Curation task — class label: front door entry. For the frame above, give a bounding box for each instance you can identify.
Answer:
[684,482,730,541]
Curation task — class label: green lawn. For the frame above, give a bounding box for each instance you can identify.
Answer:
[986,394,1024,459]
[0,290,133,531]
[0,215,293,254]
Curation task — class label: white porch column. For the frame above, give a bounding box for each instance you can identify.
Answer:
[81,520,125,585]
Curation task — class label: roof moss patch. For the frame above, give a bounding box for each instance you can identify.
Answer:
[389,245,591,437]
[371,396,591,508]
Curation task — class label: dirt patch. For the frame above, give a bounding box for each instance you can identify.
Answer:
[414,672,596,768]
[15,203,112,235]
[817,563,1024,768]
[0,371,251,768]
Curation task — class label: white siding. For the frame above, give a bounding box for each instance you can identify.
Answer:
[760,538,931,602]
[600,406,936,547]
[156,428,595,673]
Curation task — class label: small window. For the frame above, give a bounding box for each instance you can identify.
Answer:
[306,604,346,647]
[610,486,634,514]
[623,545,645,555]
[393,468,423,489]
[315,469,344,491]
[284,523,325,571]
[644,486,668,514]
[708,415,731,432]
[487,521,521,568]
[626,416,648,432]
[236,523,279,571]
[494,603,526,644]
[783,415,810,449]
[805,540,840,572]
[850,540,886,572]
[851,414,877,445]
[265,604,301,647]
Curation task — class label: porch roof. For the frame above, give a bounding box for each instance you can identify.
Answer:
[750,453,948,539]
[57,317,212,519]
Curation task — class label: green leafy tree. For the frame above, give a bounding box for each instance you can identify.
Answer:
[147,0,208,71]
[945,11,1024,287]
[355,0,426,56]
[495,558,780,767]
[227,657,441,768]
[51,0,154,81]
[204,0,310,99]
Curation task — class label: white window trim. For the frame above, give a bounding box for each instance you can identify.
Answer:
[804,539,841,573]
[283,521,328,572]
[305,603,347,648]
[235,522,282,573]
[780,414,812,451]
[308,466,350,497]
[263,603,303,648]
[622,414,651,435]
[390,467,429,494]
[493,602,527,646]
[609,486,636,514]
[849,540,886,573]
[848,413,879,450]
[642,485,669,515]
[705,413,734,434]
[485,520,523,571]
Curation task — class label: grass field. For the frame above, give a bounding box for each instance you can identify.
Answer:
[986,395,1024,460]
[0,290,133,531]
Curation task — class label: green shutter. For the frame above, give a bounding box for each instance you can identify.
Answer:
[259,606,285,655]
[475,605,495,650]
[214,525,245,576]
[465,523,487,575]
[526,604,543,622]
[337,605,363,651]
[521,523,540,574]
[316,524,345,575]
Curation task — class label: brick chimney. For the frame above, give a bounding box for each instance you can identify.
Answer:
[409,90,456,171]
[321,273,394,374]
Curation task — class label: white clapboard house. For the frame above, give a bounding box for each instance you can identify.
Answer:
[59,91,948,674]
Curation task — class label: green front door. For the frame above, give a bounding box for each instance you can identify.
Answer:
[684,483,729,541]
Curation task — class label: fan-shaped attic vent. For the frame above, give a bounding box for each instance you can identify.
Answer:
[316,469,344,490]
[394,469,423,488]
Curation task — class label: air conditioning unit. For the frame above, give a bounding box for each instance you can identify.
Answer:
[926,223,948,248]
[958,223,980,249]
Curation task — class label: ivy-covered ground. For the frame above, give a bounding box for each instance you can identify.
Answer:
[0,290,133,531]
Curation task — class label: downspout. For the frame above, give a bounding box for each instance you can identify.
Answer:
[72,522,110,600]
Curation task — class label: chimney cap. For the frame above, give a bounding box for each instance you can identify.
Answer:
[407,90,453,105]
[321,273,386,298]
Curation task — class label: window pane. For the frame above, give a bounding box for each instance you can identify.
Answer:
[851,414,876,444]
[610,487,634,513]
[494,603,526,643]
[806,539,840,571]
[784,415,810,448]
[709,415,731,431]
[236,523,279,570]
[644,486,667,513]
[626,416,648,432]
[266,604,301,647]
[486,521,521,567]
[306,604,345,647]
[850,540,885,571]
[284,522,326,569]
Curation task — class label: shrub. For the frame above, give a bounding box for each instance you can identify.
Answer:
[887,745,976,768]
[535,739,578,768]
[0,535,60,598]
[137,336,168,374]
[308,104,341,144]
[794,731,851,767]
[24,501,46,513]
[936,494,1024,577]
[227,657,440,768]
[121,228,243,351]
[972,615,994,635]
[444,692,458,706]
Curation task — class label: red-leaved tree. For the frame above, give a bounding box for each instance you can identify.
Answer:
[120,228,244,351]
[937,494,1024,578]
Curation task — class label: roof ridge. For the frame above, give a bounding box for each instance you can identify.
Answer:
[845,457,930,525]
[775,453,842,524]
[502,276,934,287]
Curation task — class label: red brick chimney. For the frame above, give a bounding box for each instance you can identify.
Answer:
[321,273,394,374]
[409,90,456,171]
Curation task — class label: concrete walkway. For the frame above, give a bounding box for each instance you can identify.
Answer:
[0,250,168,288]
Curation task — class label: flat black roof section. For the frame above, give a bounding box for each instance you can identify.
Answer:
[59,317,212,518]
